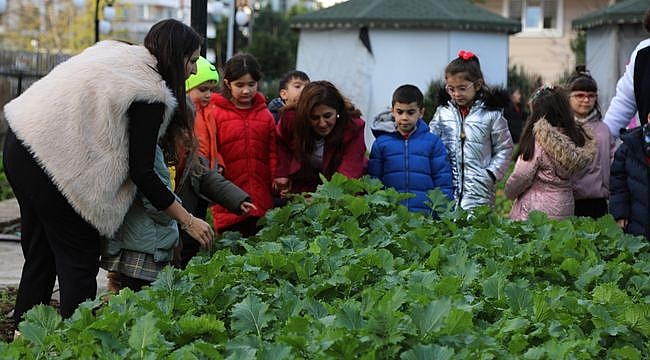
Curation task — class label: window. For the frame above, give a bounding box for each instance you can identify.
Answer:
[508,0,561,35]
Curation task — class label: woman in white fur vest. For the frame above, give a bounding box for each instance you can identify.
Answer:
[2,19,214,326]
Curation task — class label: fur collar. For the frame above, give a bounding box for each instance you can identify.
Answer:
[436,85,509,110]
[533,118,596,175]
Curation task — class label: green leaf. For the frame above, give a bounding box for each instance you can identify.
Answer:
[502,317,530,333]
[19,304,62,347]
[482,271,507,300]
[609,345,642,360]
[175,314,226,345]
[622,304,650,336]
[347,195,370,218]
[410,298,451,335]
[335,301,365,330]
[401,344,454,360]
[442,308,473,335]
[532,293,552,323]
[505,280,533,316]
[592,283,630,305]
[128,312,171,356]
[231,295,276,337]
[258,343,293,360]
[575,263,604,290]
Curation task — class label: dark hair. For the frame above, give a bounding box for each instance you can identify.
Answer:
[294,80,362,173]
[444,52,485,90]
[564,65,601,117]
[144,18,202,165]
[519,86,588,161]
[279,70,310,91]
[392,84,424,108]
[221,53,262,99]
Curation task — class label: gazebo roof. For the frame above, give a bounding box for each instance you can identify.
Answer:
[290,0,521,34]
[572,0,648,30]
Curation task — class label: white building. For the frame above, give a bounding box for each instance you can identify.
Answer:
[291,0,520,146]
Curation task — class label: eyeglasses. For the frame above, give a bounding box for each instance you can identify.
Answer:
[445,83,474,94]
[570,92,597,101]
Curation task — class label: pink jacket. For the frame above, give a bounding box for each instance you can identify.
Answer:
[506,118,595,220]
[571,110,615,200]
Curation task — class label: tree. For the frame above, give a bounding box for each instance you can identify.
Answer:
[240,5,298,80]
[0,0,101,54]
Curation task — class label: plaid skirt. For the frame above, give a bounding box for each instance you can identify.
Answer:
[101,250,168,282]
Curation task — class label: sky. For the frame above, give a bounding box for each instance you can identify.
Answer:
[319,0,347,8]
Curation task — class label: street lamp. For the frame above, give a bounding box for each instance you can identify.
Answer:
[94,0,116,43]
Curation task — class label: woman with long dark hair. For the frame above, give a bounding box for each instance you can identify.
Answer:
[3,19,214,326]
[274,81,367,197]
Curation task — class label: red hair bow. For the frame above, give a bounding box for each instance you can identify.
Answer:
[458,50,475,60]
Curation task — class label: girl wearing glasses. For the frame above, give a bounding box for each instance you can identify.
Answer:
[429,50,513,210]
[565,66,615,219]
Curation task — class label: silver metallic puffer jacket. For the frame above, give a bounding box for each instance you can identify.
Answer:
[430,99,513,210]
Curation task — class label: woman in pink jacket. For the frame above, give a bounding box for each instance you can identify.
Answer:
[274,81,367,198]
[505,86,595,220]
[207,54,276,236]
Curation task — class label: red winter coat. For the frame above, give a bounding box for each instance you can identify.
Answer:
[276,109,367,194]
[208,92,276,231]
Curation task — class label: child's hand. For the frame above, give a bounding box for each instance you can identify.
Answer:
[617,218,628,230]
[273,177,291,198]
[240,201,257,214]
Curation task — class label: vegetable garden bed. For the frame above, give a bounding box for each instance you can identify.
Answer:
[1,175,648,359]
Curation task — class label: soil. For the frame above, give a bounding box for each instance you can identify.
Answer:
[0,285,17,343]
[0,285,59,343]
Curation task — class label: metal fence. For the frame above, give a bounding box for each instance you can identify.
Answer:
[0,50,70,148]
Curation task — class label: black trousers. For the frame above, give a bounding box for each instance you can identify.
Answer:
[3,129,100,324]
[574,198,608,219]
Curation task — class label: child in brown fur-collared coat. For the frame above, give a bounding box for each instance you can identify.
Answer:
[505,86,596,220]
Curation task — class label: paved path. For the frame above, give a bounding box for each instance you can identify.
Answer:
[0,198,107,297]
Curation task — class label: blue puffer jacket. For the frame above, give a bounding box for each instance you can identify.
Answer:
[609,126,650,239]
[369,114,454,214]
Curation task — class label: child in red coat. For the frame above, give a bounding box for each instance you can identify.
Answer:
[204,53,276,237]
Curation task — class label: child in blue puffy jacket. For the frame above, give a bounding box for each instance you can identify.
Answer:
[368,84,454,215]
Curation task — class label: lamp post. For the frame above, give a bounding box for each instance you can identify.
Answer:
[191,0,208,57]
[94,0,115,43]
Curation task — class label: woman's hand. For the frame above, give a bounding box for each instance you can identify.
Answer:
[273,177,291,199]
[181,214,215,249]
[240,201,257,214]
[166,201,215,249]
[617,218,628,230]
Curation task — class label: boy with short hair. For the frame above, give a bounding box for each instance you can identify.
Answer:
[368,84,454,215]
[268,70,310,123]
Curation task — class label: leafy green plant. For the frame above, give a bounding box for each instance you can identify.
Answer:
[2,175,649,359]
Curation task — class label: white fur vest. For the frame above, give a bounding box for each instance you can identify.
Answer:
[4,40,177,236]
